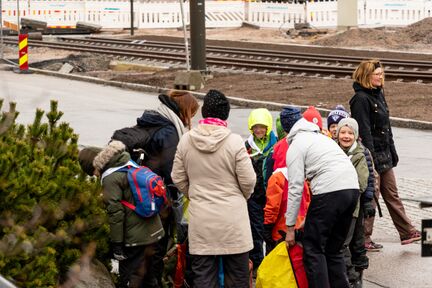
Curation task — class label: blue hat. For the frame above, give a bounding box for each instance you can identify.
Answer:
[280,106,302,133]
[327,105,350,129]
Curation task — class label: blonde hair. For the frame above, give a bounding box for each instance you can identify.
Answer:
[352,59,385,89]
[169,90,199,129]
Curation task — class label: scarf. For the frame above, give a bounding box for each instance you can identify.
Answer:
[198,117,227,127]
[157,103,187,139]
[247,131,278,157]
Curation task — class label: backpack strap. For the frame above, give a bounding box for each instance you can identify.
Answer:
[120,200,136,210]
[101,160,140,182]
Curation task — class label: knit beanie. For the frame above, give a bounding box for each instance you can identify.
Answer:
[280,106,302,133]
[327,105,350,129]
[303,106,323,130]
[78,146,102,176]
[201,89,230,120]
[337,118,359,140]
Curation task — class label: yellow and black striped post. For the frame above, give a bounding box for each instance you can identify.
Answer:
[18,34,29,71]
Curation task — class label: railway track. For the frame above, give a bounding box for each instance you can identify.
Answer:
[4,36,432,83]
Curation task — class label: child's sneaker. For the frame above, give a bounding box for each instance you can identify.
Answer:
[401,230,421,245]
[365,241,383,252]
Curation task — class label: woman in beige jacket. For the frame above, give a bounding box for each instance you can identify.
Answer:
[172,90,256,288]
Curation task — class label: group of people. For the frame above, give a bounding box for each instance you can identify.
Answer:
[77,58,420,288]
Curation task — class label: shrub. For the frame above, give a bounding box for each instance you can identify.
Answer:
[0,100,110,287]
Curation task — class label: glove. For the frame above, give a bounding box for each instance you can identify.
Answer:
[390,145,399,167]
[112,243,127,261]
[363,201,376,218]
[263,224,275,245]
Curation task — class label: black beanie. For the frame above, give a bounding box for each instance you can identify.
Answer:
[78,147,102,176]
[201,89,230,120]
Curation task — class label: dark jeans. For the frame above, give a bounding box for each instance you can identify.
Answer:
[191,252,250,288]
[247,198,264,269]
[343,208,368,283]
[303,189,359,288]
[119,243,159,288]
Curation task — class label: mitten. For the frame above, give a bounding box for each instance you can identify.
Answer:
[112,242,128,261]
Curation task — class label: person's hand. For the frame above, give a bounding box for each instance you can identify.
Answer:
[285,226,295,249]
[112,243,127,261]
[363,200,376,218]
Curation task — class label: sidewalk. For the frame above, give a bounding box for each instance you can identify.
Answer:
[363,178,432,288]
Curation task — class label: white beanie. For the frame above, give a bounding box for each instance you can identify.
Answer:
[337,118,359,140]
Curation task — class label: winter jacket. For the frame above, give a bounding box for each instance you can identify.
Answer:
[264,168,311,240]
[349,82,398,174]
[136,95,182,199]
[263,138,311,240]
[246,109,278,204]
[363,147,376,201]
[172,124,256,255]
[342,141,369,217]
[285,118,359,226]
[98,142,165,246]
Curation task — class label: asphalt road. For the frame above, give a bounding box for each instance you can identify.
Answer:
[1,70,432,287]
[2,70,431,180]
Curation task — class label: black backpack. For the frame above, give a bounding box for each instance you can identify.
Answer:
[111,125,161,164]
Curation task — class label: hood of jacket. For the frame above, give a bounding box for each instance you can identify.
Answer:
[136,109,173,128]
[353,81,382,97]
[188,124,231,153]
[287,118,320,144]
[93,140,130,173]
[248,108,273,137]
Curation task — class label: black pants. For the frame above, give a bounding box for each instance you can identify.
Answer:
[119,243,159,288]
[303,189,359,288]
[247,198,264,269]
[191,252,250,288]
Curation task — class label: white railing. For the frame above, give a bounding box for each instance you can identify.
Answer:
[1,0,432,29]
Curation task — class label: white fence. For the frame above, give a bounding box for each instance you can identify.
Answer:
[1,0,432,29]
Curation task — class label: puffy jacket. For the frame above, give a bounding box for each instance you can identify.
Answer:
[99,142,165,246]
[363,147,376,201]
[342,141,369,217]
[264,139,310,240]
[136,94,183,198]
[349,82,398,174]
[285,118,359,226]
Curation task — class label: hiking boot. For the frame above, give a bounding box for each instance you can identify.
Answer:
[365,241,383,252]
[401,230,421,245]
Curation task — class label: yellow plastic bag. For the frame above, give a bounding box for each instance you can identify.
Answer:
[256,242,298,288]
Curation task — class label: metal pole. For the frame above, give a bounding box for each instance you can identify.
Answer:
[130,0,134,36]
[189,0,206,72]
[17,0,20,33]
[179,0,190,70]
[0,0,4,60]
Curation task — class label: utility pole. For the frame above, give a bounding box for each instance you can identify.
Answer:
[17,0,20,34]
[0,0,4,60]
[189,0,206,72]
[179,0,190,70]
[130,0,134,36]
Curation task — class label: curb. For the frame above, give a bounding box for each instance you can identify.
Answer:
[8,65,432,131]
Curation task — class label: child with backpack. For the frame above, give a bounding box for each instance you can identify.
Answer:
[79,140,165,288]
[245,108,278,274]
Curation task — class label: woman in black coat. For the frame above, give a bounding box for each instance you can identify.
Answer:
[349,59,420,247]
[137,90,199,286]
